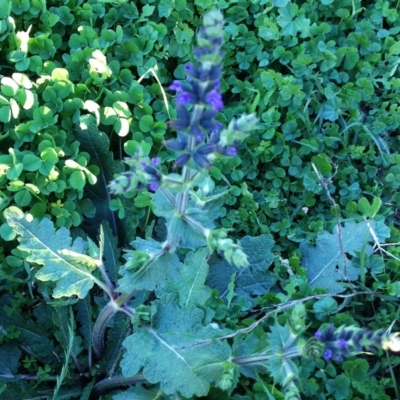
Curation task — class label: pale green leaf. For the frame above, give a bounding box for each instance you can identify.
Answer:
[4,206,99,298]
[174,247,211,307]
[118,245,182,293]
[300,220,384,293]
[121,299,231,397]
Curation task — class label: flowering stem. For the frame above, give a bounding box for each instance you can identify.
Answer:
[231,347,302,366]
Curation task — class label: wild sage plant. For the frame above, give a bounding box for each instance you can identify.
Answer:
[4,9,400,400]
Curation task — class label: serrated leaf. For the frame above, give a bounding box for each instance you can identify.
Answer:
[121,299,231,397]
[299,221,382,293]
[4,207,98,298]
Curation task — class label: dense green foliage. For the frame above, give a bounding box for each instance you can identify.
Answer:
[1,0,400,399]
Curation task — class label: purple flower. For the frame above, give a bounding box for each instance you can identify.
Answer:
[170,80,183,91]
[315,331,323,340]
[193,152,211,168]
[176,92,196,105]
[184,63,199,79]
[169,106,191,130]
[323,349,333,361]
[222,147,237,156]
[206,89,223,111]
[337,339,347,350]
[164,132,188,152]
[175,153,191,167]
[149,181,159,192]
[151,157,160,167]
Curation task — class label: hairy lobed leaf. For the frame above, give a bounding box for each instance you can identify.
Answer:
[4,206,100,298]
[118,238,182,293]
[299,220,390,293]
[121,297,231,398]
[165,247,212,307]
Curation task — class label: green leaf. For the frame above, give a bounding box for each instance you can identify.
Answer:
[277,4,310,38]
[22,153,42,171]
[139,115,154,132]
[14,189,32,207]
[118,243,182,293]
[207,235,275,302]
[69,170,86,190]
[121,299,231,397]
[113,387,169,400]
[271,0,290,6]
[0,0,11,19]
[299,221,386,293]
[74,297,92,351]
[100,222,120,284]
[357,197,382,218]
[1,77,19,96]
[0,105,11,123]
[311,154,332,178]
[4,206,99,298]
[313,297,338,320]
[158,0,173,18]
[74,116,124,240]
[0,343,21,377]
[0,222,16,241]
[326,374,350,400]
[174,247,211,307]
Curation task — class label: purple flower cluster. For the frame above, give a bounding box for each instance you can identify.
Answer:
[140,157,161,192]
[165,12,237,169]
[314,324,390,362]
[108,157,161,194]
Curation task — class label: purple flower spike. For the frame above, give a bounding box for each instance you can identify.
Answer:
[337,339,347,350]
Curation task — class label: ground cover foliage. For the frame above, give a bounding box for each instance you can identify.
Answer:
[1,0,400,399]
